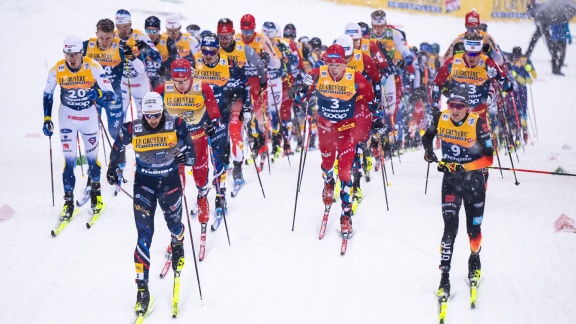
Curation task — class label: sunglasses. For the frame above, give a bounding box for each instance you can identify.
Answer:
[145,29,160,35]
[241,29,254,35]
[448,102,467,110]
[466,51,480,57]
[144,112,162,119]
[218,34,233,40]
[202,49,218,56]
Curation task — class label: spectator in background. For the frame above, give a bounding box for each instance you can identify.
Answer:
[549,22,571,76]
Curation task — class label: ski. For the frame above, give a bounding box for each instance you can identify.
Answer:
[51,209,80,237]
[470,281,478,309]
[134,296,155,324]
[340,233,349,255]
[230,181,244,198]
[86,203,107,229]
[75,186,91,207]
[318,204,332,239]
[159,244,172,278]
[438,296,448,324]
[172,257,184,318]
[190,203,198,218]
[199,223,207,261]
[211,207,225,232]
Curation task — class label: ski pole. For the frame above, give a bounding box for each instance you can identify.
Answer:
[76,132,85,177]
[124,57,135,122]
[292,86,316,230]
[100,125,108,166]
[243,123,266,198]
[486,166,576,177]
[379,139,389,211]
[49,136,55,206]
[495,89,520,185]
[486,113,504,178]
[178,169,203,302]
[206,135,231,246]
[528,84,538,139]
[424,162,431,194]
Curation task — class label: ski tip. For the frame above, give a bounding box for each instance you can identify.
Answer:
[86,223,91,229]
[51,230,56,237]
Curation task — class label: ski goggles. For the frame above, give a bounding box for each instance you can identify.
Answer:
[202,49,218,56]
[241,29,254,36]
[447,102,468,110]
[145,29,160,35]
[466,51,481,57]
[217,34,234,40]
[144,112,162,119]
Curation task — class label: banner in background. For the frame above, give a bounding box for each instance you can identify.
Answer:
[490,0,531,18]
[445,0,461,13]
[387,0,443,13]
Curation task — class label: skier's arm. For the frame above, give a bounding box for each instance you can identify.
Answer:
[245,45,267,85]
[421,111,440,151]
[109,121,134,168]
[462,117,493,171]
[201,82,221,119]
[43,67,58,118]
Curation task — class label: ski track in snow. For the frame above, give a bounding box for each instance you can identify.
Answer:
[0,0,575,323]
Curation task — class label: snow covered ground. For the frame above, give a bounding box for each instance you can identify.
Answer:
[1,0,575,323]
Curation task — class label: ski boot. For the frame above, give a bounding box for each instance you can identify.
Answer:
[468,252,481,284]
[196,190,210,224]
[232,161,245,186]
[272,133,282,161]
[438,272,450,301]
[135,281,152,316]
[322,177,335,205]
[215,190,228,215]
[61,191,75,220]
[283,141,294,156]
[171,240,185,272]
[309,133,317,150]
[90,181,104,214]
[340,213,353,236]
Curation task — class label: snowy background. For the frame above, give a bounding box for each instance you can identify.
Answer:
[1,0,575,323]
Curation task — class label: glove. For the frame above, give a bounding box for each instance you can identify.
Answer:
[174,150,187,164]
[240,104,252,123]
[106,166,118,185]
[259,81,268,95]
[424,149,438,162]
[437,161,465,173]
[259,51,270,65]
[158,65,167,77]
[86,88,102,101]
[502,79,513,92]
[43,117,54,136]
[395,59,405,70]
[302,73,314,86]
[381,66,392,80]
[122,45,134,60]
[205,118,221,137]
[103,91,116,103]
[135,40,148,52]
[372,118,385,131]
[482,43,492,54]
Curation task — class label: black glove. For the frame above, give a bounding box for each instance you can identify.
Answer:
[122,45,134,60]
[372,118,385,130]
[43,118,54,136]
[395,59,405,70]
[437,161,465,173]
[205,119,221,137]
[106,166,118,185]
[135,40,148,52]
[174,150,187,164]
[482,43,491,54]
[424,149,438,162]
[502,80,513,92]
[259,52,270,65]
[158,65,167,77]
[259,81,268,95]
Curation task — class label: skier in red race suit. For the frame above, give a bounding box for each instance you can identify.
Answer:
[296,44,374,236]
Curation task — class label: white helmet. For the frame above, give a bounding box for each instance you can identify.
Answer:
[344,23,362,39]
[166,15,181,29]
[261,21,277,39]
[335,34,354,56]
[142,92,164,113]
[63,36,83,54]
